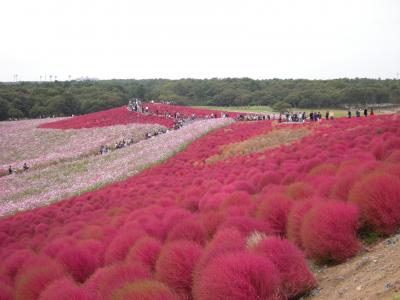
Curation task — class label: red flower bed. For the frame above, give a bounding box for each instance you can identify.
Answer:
[38,103,246,129]
[38,106,174,129]
[2,114,400,298]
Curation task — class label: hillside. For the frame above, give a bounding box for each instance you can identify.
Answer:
[1,107,400,299]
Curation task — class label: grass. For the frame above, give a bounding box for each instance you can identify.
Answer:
[359,230,382,245]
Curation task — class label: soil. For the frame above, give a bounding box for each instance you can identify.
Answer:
[304,234,400,300]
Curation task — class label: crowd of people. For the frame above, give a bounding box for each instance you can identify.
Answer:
[8,163,29,175]
[127,98,144,112]
[348,108,374,118]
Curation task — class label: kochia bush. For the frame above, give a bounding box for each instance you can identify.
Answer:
[256,193,293,237]
[253,237,316,298]
[193,253,281,300]
[14,255,66,300]
[155,241,202,297]
[110,280,180,300]
[38,277,93,300]
[301,202,360,263]
[349,174,400,235]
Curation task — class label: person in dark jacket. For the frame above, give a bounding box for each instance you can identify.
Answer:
[364,108,368,117]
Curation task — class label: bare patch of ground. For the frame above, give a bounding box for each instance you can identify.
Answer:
[305,234,400,300]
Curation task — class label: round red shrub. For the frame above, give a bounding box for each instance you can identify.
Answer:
[193,252,281,300]
[155,241,202,297]
[14,255,66,300]
[301,202,360,263]
[285,182,314,200]
[167,218,206,246]
[308,163,337,176]
[38,277,93,300]
[254,171,281,192]
[110,280,180,300]
[0,280,12,300]
[221,191,254,211]
[104,229,146,265]
[256,193,293,237]
[197,211,225,240]
[57,244,100,283]
[0,249,34,280]
[253,237,316,298]
[220,216,271,236]
[287,199,317,248]
[349,174,400,235]
[42,237,77,258]
[126,237,162,272]
[330,172,360,201]
[85,262,150,299]
[195,228,245,275]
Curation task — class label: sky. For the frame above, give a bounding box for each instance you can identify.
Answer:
[1,0,399,81]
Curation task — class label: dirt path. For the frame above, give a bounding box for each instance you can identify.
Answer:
[305,234,400,300]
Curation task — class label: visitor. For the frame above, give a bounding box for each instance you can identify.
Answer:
[325,111,329,120]
[370,108,375,116]
[8,165,13,175]
[23,163,29,172]
[364,108,368,117]
[348,110,352,118]
[356,110,361,117]
[309,112,313,121]
[329,111,334,120]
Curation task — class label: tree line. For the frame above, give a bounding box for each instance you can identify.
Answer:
[0,78,399,120]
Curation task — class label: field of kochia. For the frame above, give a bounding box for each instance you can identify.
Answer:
[1,104,400,300]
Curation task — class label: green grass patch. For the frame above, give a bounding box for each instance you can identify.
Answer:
[359,231,381,245]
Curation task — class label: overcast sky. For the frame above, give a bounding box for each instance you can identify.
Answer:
[1,0,399,81]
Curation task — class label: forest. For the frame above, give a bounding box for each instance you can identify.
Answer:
[0,78,399,120]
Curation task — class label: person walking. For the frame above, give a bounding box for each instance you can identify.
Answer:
[348,110,352,118]
[364,108,368,117]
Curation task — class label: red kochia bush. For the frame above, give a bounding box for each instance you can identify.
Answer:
[14,255,66,300]
[104,229,146,265]
[110,280,180,300]
[285,182,314,200]
[155,241,202,297]
[0,249,34,280]
[126,237,162,272]
[349,174,400,235]
[56,244,100,283]
[287,199,317,248]
[38,277,93,300]
[167,217,206,246]
[195,228,245,275]
[0,281,12,300]
[220,216,271,236]
[301,202,360,263]
[85,262,150,299]
[193,253,281,300]
[253,237,316,298]
[256,193,293,237]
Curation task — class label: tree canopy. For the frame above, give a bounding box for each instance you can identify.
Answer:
[0,78,399,120]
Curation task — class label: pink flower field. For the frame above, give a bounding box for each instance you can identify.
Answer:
[1,108,400,300]
[0,119,164,172]
[0,118,232,217]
